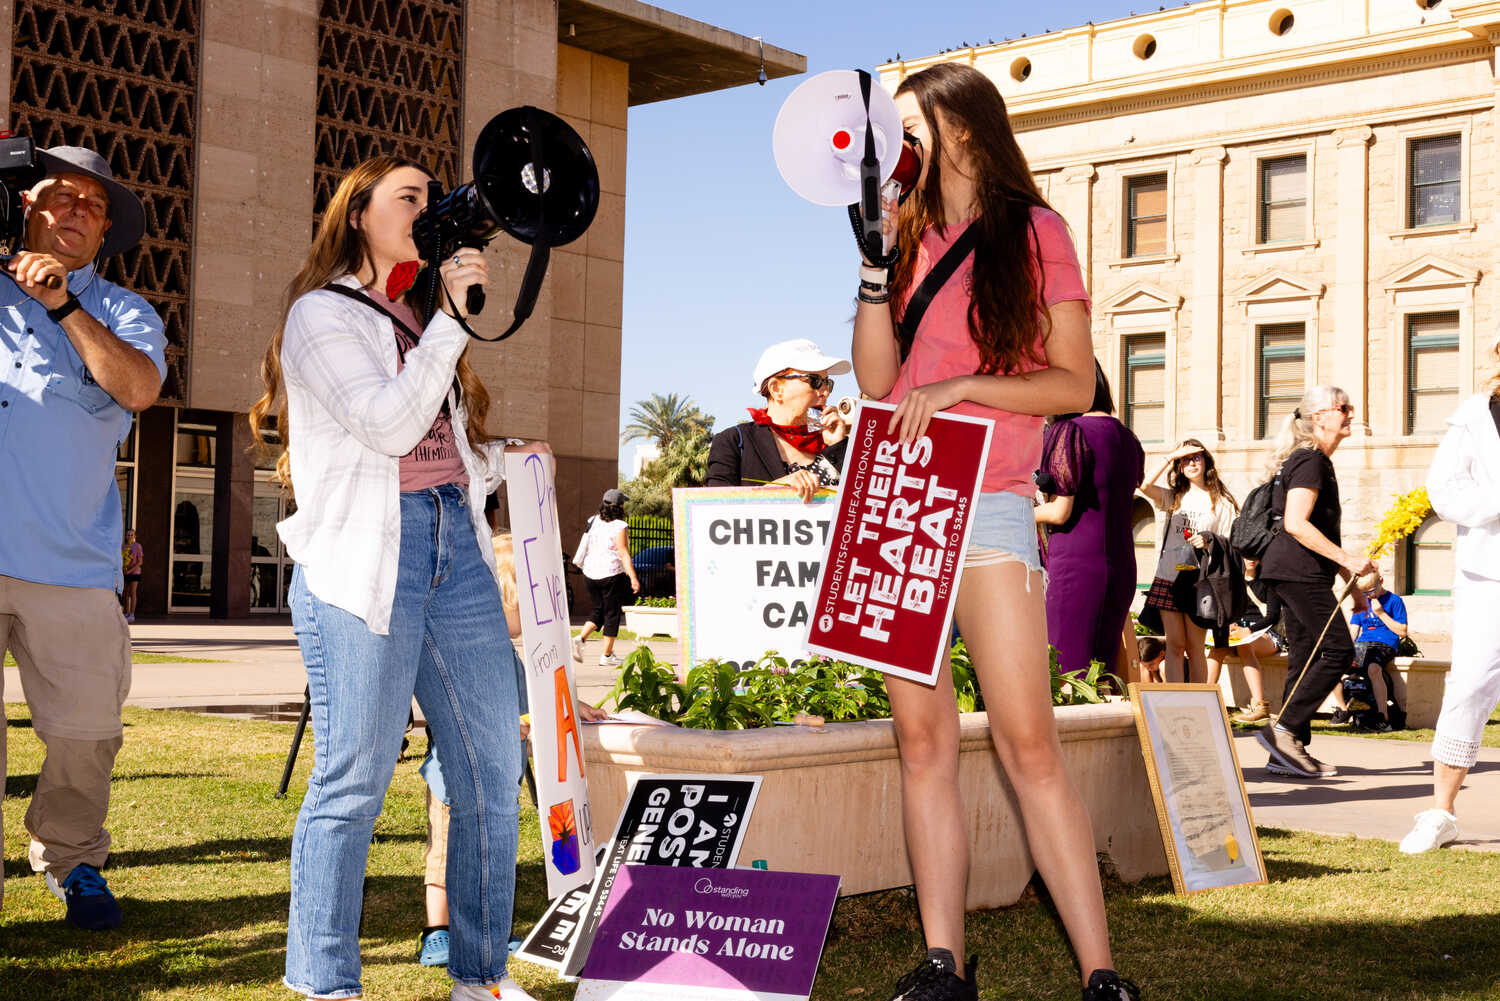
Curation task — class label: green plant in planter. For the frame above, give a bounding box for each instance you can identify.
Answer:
[678,659,772,730]
[634,596,677,608]
[1049,646,1121,706]
[949,639,986,713]
[604,646,686,723]
[789,656,891,722]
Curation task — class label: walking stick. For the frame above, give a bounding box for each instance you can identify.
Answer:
[275,685,312,799]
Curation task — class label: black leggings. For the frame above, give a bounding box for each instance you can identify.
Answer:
[1269,577,1356,745]
[586,572,632,636]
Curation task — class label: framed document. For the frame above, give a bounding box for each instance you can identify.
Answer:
[1127,683,1267,895]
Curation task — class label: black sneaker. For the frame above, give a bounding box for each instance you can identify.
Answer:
[1388,706,1407,731]
[888,955,978,1001]
[1082,968,1141,1001]
[1328,708,1351,725]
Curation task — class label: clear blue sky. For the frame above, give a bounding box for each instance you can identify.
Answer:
[617,1,1136,472]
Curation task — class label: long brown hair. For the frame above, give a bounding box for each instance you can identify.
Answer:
[249,156,495,489]
[1166,437,1239,515]
[889,62,1051,375]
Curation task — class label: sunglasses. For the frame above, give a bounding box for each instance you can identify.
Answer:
[780,371,834,391]
[1314,404,1355,417]
[1177,453,1206,465]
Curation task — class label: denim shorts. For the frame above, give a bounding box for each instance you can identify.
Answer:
[964,490,1043,577]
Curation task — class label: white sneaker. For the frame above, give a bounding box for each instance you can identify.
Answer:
[125,614,135,623]
[571,638,583,663]
[599,652,622,668]
[451,978,537,1001]
[1399,808,1459,854]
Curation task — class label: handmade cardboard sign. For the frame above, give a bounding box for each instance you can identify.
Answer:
[673,487,837,673]
[558,774,762,978]
[805,402,991,685]
[576,866,840,1001]
[506,450,597,898]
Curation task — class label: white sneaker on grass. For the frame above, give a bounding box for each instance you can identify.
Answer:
[451,979,536,1001]
[571,638,583,663]
[599,652,622,668]
[1399,808,1459,854]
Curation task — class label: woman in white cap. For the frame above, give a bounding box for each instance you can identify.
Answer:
[1399,330,1500,853]
[705,338,854,501]
[571,487,640,667]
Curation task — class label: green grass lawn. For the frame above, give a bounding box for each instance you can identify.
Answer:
[6,703,1500,1000]
[4,652,217,667]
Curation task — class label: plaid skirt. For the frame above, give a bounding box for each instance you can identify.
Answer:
[1142,575,1182,612]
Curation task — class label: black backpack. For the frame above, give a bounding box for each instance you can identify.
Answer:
[1230,469,1283,560]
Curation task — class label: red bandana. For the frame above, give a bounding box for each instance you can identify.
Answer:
[747,408,826,454]
[385,260,423,299]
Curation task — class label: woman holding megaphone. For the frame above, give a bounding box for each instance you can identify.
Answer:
[251,156,542,1001]
[850,65,1139,1001]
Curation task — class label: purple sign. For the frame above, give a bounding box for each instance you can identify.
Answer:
[577,866,840,1001]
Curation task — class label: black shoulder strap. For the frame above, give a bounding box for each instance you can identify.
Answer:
[321,283,423,344]
[322,282,458,406]
[896,223,981,349]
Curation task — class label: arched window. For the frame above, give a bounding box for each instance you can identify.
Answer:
[1404,515,1454,595]
[1132,497,1158,590]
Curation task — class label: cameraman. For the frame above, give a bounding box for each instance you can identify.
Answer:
[0,146,165,931]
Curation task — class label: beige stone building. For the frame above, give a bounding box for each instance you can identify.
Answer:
[882,0,1500,601]
[0,0,801,616]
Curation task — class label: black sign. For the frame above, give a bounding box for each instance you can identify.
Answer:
[515,846,608,970]
[557,774,762,978]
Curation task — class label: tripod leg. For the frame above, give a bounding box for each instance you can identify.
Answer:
[522,740,538,809]
[276,686,312,800]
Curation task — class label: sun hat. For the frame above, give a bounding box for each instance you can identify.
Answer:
[751,338,852,394]
[35,145,146,258]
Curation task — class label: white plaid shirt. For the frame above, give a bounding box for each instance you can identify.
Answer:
[276,274,507,634]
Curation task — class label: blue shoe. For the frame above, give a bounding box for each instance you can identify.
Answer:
[45,863,121,930]
[418,926,450,967]
[508,934,523,955]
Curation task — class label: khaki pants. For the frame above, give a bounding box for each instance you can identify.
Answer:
[0,574,131,909]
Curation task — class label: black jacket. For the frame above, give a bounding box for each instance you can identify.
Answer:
[705,421,848,487]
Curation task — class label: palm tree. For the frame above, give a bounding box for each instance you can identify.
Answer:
[651,425,712,488]
[620,393,712,451]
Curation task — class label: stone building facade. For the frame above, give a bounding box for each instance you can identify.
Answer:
[0,0,800,616]
[882,0,1500,599]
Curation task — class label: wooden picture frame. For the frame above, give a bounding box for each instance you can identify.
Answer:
[1127,683,1267,895]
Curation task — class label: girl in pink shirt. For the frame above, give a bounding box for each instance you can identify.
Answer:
[851,64,1137,1001]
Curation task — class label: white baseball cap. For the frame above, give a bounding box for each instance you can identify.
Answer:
[751,339,852,394]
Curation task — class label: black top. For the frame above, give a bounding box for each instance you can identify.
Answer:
[705,421,849,488]
[1490,395,1500,437]
[1260,448,1341,583]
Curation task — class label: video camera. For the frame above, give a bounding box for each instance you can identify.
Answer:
[0,133,44,257]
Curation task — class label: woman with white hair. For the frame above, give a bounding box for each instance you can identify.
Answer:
[1254,385,1376,780]
[705,338,853,501]
[1400,335,1500,853]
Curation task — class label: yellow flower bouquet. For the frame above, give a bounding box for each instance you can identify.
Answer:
[1369,486,1432,559]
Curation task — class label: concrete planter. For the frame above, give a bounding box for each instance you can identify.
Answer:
[622,604,678,639]
[1216,654,1450,729]
[582,702,1168,910]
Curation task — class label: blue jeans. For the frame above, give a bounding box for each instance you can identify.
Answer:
[284,484,521,998]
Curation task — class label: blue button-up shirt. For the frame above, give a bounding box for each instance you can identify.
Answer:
[0,265,166,591]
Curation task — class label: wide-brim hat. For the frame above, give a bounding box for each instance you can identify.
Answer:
[35,146,146,258]
[751,338,852,393]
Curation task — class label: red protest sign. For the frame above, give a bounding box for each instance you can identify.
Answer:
[805,401,992,686]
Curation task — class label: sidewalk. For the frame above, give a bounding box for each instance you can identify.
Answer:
[6,619,1492,853]
[2,617,677,712]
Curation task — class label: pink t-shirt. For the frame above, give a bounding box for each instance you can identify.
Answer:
[882,206,1090,496]
[365,287,469,492]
